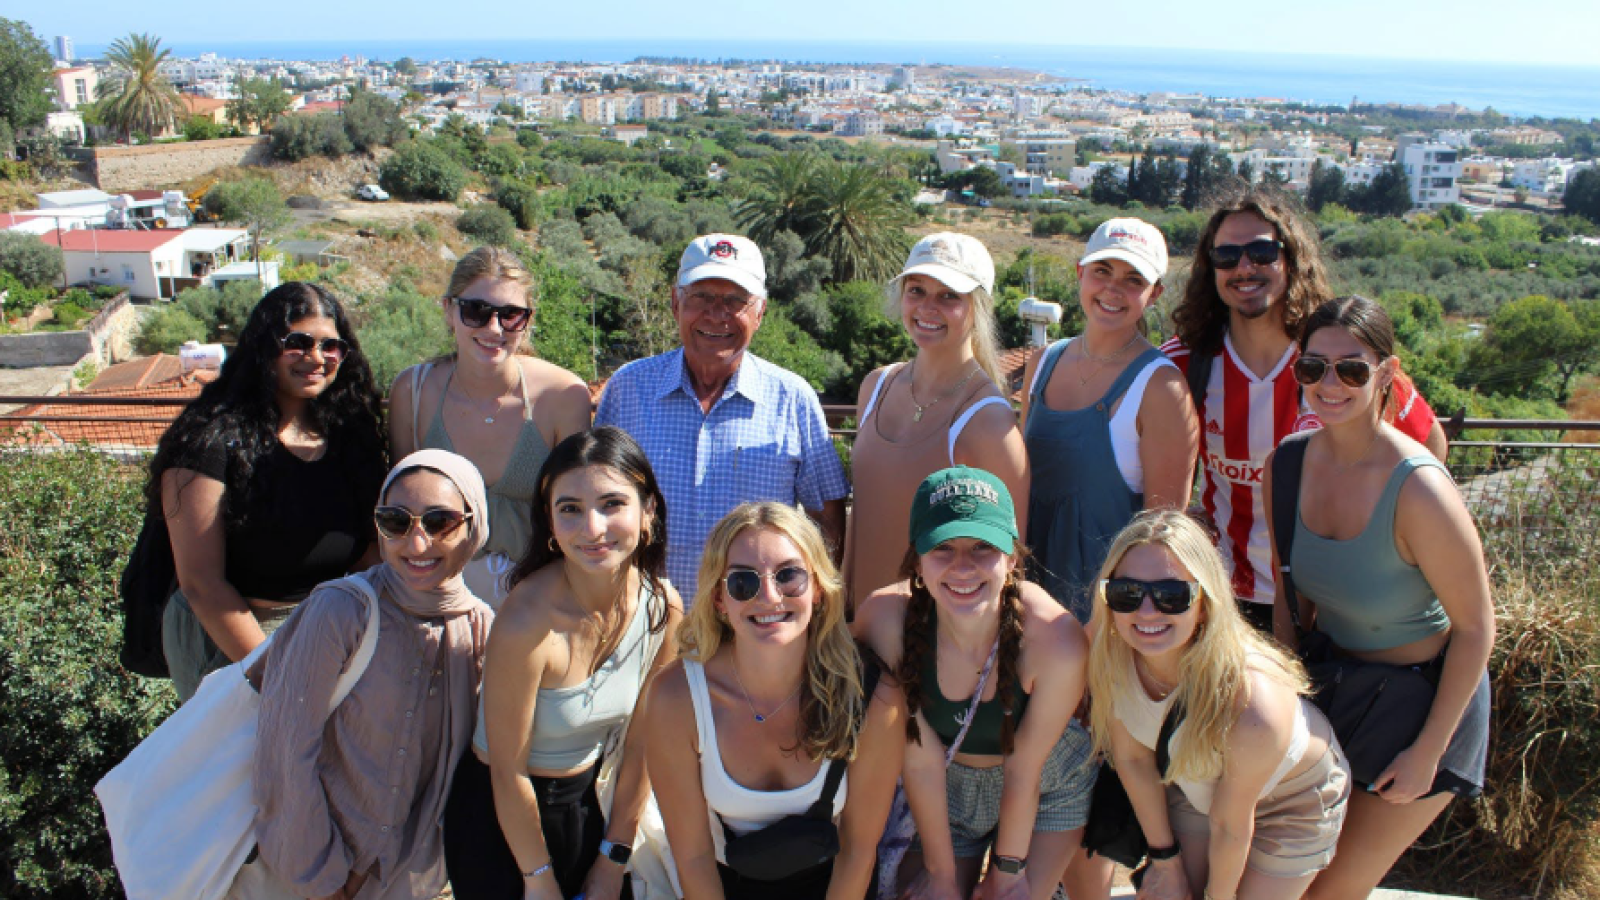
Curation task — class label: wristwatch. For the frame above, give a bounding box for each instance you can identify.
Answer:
[992,855,1027,875]
[599,839,633,865]
[1147,841,1182,861]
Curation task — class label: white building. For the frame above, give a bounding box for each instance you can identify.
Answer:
[1069,161,1127,192]
[55,35,73,62]
[1509,157,1592,194]
[926,115,964,137]
[1399,142,1462,209]
[840,110,883,137]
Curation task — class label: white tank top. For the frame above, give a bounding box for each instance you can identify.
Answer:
[684,660,847,863]
[1112,655,1310,815]
[1028,342,1176,493]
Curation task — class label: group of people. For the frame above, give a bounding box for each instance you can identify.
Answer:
[141,180,1493,900]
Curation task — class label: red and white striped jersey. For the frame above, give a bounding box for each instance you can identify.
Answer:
[1161,334,1437,606]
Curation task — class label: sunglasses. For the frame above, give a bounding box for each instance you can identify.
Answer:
[279,332,350,362]
[1209,239,1284,270]
[454,297,533,332]
[723,565,811,603]
[1292,356,1375,388]
[1101,578,1200,615]
[373,505,474,540]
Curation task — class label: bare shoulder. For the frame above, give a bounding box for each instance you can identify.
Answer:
[1234,665,1298,742]
[1018,582,1086,658]
[647,658,693,711]
[496,564,567,638]
[854,585,911,668]
[857,364,893,409]
[522,355,587,390]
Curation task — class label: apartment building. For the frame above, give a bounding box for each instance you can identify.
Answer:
[1399,142,1462,209]
[1510,158,1593,194]
[52,67,97,110]
[840,110,884,137]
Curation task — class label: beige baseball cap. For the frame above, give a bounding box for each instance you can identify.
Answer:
[891,232,995,295]
[1080,218,1169,283]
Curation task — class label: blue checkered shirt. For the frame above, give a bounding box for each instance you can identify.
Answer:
[595,348,849,604]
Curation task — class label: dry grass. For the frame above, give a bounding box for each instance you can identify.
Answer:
[1388,550,1600,899]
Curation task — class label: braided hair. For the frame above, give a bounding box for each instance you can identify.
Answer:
[897,543,1029,755]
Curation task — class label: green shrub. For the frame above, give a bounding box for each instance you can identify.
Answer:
[494,179,542,230]
[181,116,224,141]
[455,204,518,246]
[413,220,439,243]
[49,301,89,329]
[270,113,352,161]
[134,307,206,354]
[352,279,452,387]
[342,91,407,152]
[0,231,64,289]
[379,141,467,201]
[0,452,174,898]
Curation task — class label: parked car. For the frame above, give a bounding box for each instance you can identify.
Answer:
[356,184,390,202]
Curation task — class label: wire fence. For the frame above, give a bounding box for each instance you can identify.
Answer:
[5,395,1597,558]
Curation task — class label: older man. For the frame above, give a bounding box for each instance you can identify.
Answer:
[595,234,849,603]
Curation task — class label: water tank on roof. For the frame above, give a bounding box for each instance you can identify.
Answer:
[107,194,133,228]
[163,190,187,219]
[179,341,227,373]
[1017,297,1063,348]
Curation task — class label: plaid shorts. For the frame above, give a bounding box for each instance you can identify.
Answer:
[913,720,1098,859]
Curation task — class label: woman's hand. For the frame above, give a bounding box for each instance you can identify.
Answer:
[579,855,627,900]
[1373,744,1441,804]
[900,868,963,900]
[313,870,368,900]
[971,867,1029,900]
[1136,856,1192,900]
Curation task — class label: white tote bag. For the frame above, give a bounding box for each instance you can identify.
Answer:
[97,575,383,900]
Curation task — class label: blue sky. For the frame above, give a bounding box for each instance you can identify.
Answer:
[21,0,1600,68]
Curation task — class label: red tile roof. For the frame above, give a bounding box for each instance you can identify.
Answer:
[999,345,1035,403]
[40,228,185,253]
[0,359,213,451]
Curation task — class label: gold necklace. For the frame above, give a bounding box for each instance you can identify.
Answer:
[907,359,983,422]
[1330,429,1381,476]
[1075,333,1142,387]
[448,369,519,425]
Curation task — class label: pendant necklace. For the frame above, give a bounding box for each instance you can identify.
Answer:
[907,358,983,422]
[449,370,518,425]
[732,662,803,723]
[1075,333,1141,387]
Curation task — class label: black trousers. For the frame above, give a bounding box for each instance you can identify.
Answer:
[443,751,631,900]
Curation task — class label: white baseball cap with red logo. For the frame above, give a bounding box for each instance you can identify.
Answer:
[677,233,767,298]
[1080,217,1169,283]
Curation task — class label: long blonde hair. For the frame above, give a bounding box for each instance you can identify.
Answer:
[885,281,1006,392]
[679,503,865,761]
[1087,510,1308,783]
[441,246,536,358]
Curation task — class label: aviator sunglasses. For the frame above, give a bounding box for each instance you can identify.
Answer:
[279,332,350,362]
[373,505,474,540]
[1209,239,1284,270]
[1292,356,1376,389]
[723,565,811,602]
[454,296,533,332]
[1101,577,1201,615]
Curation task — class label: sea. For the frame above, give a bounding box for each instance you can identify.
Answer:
[77,40,1600,121]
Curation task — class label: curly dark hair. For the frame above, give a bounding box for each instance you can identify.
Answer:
[898,544,1028,756]
[1171,180,1334,360]
[145,282,388,528]
[507,426,671,636]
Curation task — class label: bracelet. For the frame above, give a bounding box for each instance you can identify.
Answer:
[522,861,552,880]
[1147,841,1181,861]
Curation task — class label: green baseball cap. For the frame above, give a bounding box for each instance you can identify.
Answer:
[909,466,1019,555]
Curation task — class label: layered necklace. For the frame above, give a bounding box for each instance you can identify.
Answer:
[1074,333,1142,387]
[907,358,983,422]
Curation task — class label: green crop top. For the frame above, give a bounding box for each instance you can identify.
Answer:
[920,609,1031,756]
[1291,456,1452,652]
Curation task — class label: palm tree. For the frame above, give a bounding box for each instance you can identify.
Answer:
[97,33,180,141]
[803,159,914,284]
[735,152,822,246]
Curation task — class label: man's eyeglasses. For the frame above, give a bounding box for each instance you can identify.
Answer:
[1101,578,1200,615]
[682,289,757,315]
[1209,239,1284,270]
[373,505,474,540]
[454,297,533,332]
[1292,356,1376,388]
[279,332,350,363]
[723,566,810,602]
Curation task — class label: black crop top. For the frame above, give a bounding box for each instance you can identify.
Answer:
[187,436,380,601]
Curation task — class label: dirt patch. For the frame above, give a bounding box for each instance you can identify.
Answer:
[913,206,1086,264]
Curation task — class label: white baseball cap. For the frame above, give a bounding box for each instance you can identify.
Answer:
[892,232,995,296]
[677,234,766,298]
[1080,218,1169,283]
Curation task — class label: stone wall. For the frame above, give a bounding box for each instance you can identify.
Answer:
[92,137,273,191]
[0,293,137,369]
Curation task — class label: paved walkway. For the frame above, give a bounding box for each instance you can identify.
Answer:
[0,364,77,412]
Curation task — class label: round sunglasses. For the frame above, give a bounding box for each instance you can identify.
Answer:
[373,505,474,540]
[1209,239,1284,270]
[1101,577,1200,615]
[1292,356,1376,388]
[723,565,810,603]
[454,296,532,332]
[279,331,350,362]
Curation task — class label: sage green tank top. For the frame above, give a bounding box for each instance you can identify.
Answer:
[1291,456,1452,652]
[920,606,1030,756]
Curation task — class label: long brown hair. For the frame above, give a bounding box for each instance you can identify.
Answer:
[897,543,1028,755]
[1171,181,1333,359]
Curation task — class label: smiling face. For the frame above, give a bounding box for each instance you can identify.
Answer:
[378,470,476,592]
[900,273,974,352]
[714,526,816,647]
[1078,257,1163,334]
[447,275,532,368]
[672,277,764,371]
[1301,325,1393,426]
[916,537,1015,618]
[274,314,343,403]
[1109,542,1205,662]
[1212,211,1288,324]
[548,464,651,575]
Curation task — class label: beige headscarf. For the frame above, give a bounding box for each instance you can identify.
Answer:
[368,448,490,617]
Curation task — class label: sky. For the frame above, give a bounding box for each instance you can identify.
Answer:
[19,0,1600,69]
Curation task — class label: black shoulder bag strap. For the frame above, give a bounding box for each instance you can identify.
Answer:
[803,655,883,820]
[1270,433,1312,641]
[1155,696,1187,779]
